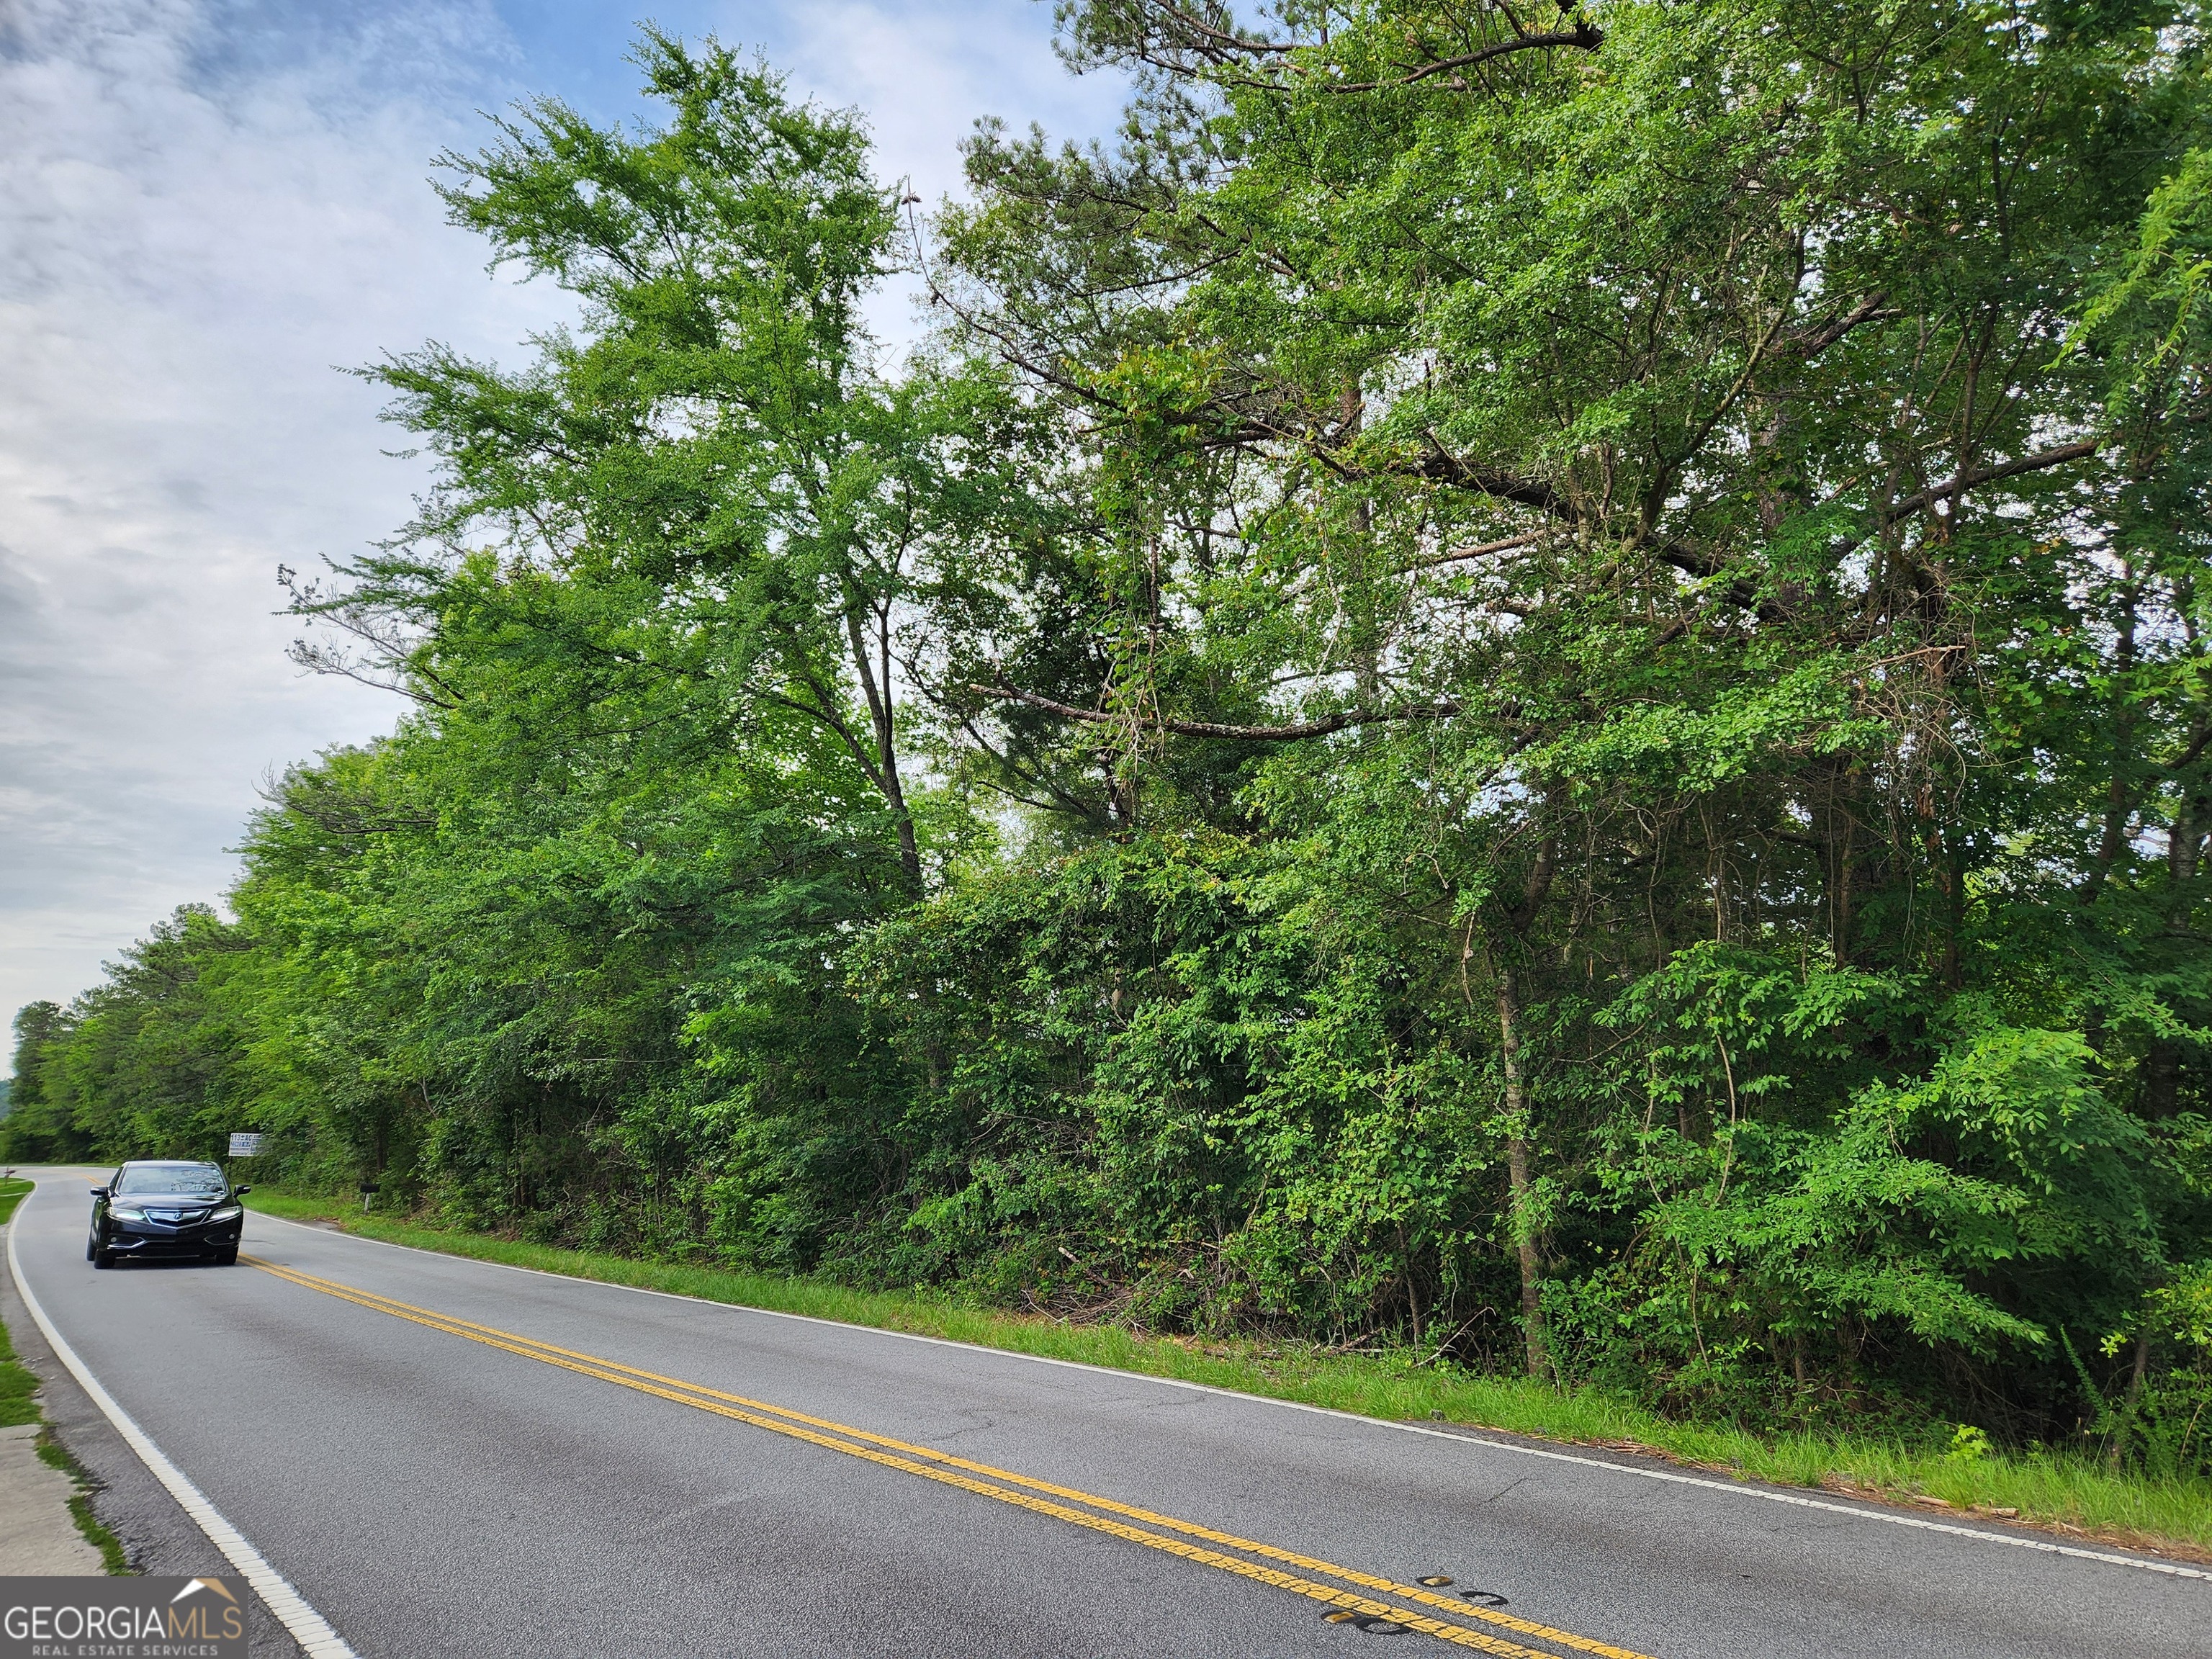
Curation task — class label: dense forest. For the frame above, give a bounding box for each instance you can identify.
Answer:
[11,1,2212,1470]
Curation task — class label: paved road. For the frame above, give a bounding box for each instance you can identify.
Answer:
[5,1168,2203,1658]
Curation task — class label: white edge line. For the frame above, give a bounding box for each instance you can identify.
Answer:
[251,1207,2211,1586]
[8,1179,359,1657]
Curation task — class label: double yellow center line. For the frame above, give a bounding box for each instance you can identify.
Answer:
[242,1254,1656,1658]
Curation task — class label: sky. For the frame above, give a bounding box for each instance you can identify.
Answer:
[0,0,1124,1052]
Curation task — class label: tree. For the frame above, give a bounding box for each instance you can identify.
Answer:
[292,30,1013,891]
[24,8,2212,1457]
[931,0,2211,1386]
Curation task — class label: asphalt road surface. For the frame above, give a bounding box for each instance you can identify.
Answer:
[6,1167,2204,1658]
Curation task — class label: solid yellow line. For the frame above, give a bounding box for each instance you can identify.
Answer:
[243,1254,1656,1658]
[250,1259,1650,1658]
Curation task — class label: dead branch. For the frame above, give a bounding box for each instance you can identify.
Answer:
[970,681,1462,741]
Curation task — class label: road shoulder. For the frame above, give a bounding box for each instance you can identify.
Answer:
[0,1421,101,1573]
[2,1182,307,1658]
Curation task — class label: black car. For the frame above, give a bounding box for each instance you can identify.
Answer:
[87,1161,251,1267]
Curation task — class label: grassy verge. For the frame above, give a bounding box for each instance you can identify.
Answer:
[244,1188,2212,1561]
[0,1180,35,1427]
[39,1429,131,1574]
[0,1339,30,1430]
[0,1176,130,1570]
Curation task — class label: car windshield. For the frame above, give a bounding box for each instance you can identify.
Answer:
[114,1165,227,1197]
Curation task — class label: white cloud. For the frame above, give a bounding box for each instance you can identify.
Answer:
[0,0,1120,1046]
[778,0,1108,198]
[0,0,559,1035]
[768,0,1125,354]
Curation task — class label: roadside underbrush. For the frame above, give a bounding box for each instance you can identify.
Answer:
[241,1187,2212,1560]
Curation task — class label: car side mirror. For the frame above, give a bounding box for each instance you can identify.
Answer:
[89,1186,109,1199]
[233,1186,251,1197]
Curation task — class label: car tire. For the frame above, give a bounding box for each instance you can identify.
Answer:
[86,1230,98,1263]
[212,1246,238,1266]
[91,1244,114,1269]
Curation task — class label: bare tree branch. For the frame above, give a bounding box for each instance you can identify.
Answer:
[1091,3,1602,96]
[1784,293,1898,359]
[1402,530,1545,572]
[1879,437,2101,523]
[1322,22,1604,92]
[970,681,1462,740]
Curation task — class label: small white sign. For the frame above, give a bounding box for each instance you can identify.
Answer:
[228,1133,264,1156]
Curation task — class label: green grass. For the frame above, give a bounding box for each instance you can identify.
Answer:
[0,1179,35,1426]
[0,1318,34,1429]
[0,1175,130,1570]
[243,1187,2212,1560]
[38,1431,131,1574]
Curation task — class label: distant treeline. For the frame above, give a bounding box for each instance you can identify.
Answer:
[11,4,2212,1468]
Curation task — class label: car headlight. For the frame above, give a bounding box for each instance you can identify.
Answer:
[110,1206,147,1222]
[208,1205,242,1223]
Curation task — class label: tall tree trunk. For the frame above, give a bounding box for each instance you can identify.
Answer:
[1498,963,1550,1381]
[2146,723,2210,1118]
[2080,580,2140,907]
[1492,798,1563,1384]
[845,597,924,890]
[882,768,923,890]
[2113,1328,2154,1468]
[1810,755,1858,961]
[1337,383,1382,706]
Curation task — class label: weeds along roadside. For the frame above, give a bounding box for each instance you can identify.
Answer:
[242,1186,2212,1563]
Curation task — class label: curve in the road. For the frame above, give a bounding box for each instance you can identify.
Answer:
[6,1208,355,1658]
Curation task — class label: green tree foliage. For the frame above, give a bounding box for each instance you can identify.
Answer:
[6,909,256,1162]
[13,6,2212,1462]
